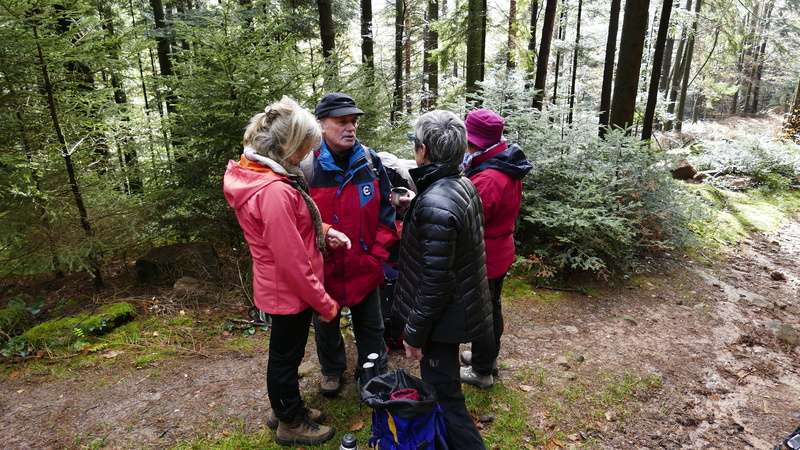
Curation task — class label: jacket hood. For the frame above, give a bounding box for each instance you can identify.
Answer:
[223,159,282,210]
[468,143,532,180]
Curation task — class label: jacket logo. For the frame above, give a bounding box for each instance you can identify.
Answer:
[358,182,374,208]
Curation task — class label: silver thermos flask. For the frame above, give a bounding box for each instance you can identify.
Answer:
[340,433,358,449]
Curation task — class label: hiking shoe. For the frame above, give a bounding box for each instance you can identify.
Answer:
[275,408,335,446]
[267,406,325,430]
[460,365,494,388]
[460,350,499,376]
[319,374,342,397]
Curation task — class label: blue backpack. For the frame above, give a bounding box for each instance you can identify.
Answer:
[362,369,448,450]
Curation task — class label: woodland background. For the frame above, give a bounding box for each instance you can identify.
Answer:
[1,0,800,287]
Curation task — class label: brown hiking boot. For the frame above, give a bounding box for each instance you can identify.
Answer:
[275,408,335,446]
[267,406,325,430]
[319,374,343,397]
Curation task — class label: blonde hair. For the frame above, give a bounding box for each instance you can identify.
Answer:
[242,97,321,163]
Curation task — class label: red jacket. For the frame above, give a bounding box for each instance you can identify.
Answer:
[466,142,532,279]
[304,141,399,307]
[223,157,337,319]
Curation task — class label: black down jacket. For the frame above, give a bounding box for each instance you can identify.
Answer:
[393,163,492,348]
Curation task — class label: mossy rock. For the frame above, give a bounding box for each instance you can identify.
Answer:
[0,302,30,344]
[13,302,136,352]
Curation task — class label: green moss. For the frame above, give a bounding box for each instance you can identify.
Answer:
[168,316,194,327]
[693,187,800,245]
[501,277,534,302]
[12,302,136,353]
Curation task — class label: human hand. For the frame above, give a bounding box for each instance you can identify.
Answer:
[317,305,338,323]
[390,187,415,208]
[403,341,423,361]
[326,228,351,250]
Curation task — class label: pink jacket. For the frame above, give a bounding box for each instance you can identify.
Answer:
[223,158,337,320]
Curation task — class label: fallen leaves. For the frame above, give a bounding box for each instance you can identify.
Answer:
[101,350,125,359]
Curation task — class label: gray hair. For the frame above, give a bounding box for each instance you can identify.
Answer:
[413,110,467,166]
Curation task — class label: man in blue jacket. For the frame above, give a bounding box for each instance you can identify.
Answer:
[303,93,399,396]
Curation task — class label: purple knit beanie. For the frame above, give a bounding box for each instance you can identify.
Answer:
[464,109,505,150]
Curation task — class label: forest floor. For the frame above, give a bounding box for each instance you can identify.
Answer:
[0,115,798,449]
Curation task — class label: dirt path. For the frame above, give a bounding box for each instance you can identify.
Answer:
[1,222,798,449]
[496,214,800,448]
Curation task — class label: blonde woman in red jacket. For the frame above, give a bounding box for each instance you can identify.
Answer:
[223,97,350,446]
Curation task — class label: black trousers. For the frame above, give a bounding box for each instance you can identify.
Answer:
[420,340,486,449]
[267,308,312,423]
[471,274,506,375]
[312,286,389,378]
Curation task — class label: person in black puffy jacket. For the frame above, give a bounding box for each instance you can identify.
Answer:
[393,109,492,449]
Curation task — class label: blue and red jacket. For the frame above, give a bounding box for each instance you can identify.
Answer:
[305,140,399,307]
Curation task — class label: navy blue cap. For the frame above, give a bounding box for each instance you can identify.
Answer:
[314,93,364,119]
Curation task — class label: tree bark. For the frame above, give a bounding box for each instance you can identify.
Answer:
[466,0,486,104]
[664,0,691,131]
[674,0,702,132]
[149,0,176,114]
[318,0,336,82]
[423,0,439,110]
[750,2,773,113]
[551,8,566,106]
[361,0,375,84]
[33,25,103,287]
[532,0,558,110]
[642,0,674,140]
[598,0,621,134]
[527,0,539,77]
[659,37,674,94]
[405,16,412,114]
[608,0,651,132]
[507,0,517,69]
[567,0,582,124]
[392,0,405,122]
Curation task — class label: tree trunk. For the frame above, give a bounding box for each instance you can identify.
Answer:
[608,0,651,132]
[527,0,540,77]
[598,0,621,134]
[675,0,702,132]
[423,0,439,110]
[532,0,558,110]
[149,0,176,114]
[361,0,375,84]
[751,2,773,113]
[642,0,674,140]
[405,16,412,114]
[318,0,336,82]
[551,8,566,106]
[567,0,582,124]
[659,37,674,94]
[32,25,103,287]
[392,0,405,122]
[664,0,691,131]
[101,2,143,194]
[507,0,517,70]
[466,0,486,104]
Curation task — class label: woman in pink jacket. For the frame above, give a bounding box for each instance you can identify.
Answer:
[223,97,350,446]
